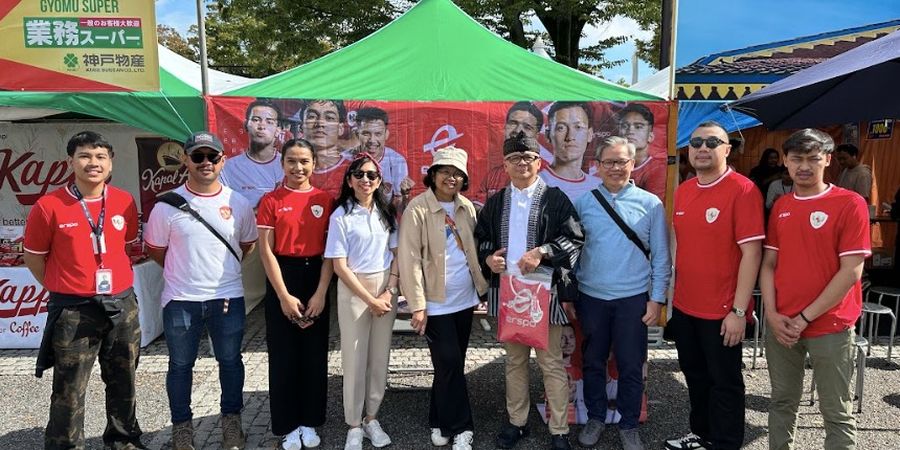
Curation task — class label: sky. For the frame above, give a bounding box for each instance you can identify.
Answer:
[155,0,900,83]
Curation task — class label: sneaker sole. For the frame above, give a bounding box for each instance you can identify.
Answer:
[364,434,392,448]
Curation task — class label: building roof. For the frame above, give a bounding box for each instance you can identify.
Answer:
[675,19,900,100]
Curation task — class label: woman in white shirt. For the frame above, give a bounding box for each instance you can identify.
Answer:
[397,147,488,450]
[325,153,399,450]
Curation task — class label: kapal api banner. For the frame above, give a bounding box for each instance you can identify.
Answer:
[0,0,159,91]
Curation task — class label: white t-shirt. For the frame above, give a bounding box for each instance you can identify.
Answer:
[540,168,597,202]
[220,151,283,206]
[324,201,398,273]
[144,184,259,306]
[426,202,479,316]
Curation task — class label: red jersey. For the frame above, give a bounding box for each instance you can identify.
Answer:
[631,156,667,203]
[672,169,764,319]
[765,185,871,338]
[257,185,334,257]
[24,185,139,296]
[311,158,351,199]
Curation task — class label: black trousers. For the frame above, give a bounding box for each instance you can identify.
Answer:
[670,307,745,450]
[426,306,475,438]
[265,256,330,435]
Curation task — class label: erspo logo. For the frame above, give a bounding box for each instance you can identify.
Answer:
[423,125,465,153]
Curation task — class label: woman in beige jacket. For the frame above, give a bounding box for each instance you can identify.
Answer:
[398,146,489,450]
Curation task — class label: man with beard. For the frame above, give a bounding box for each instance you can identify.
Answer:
[665,121,763,450]
[221,98,285,207]
[540,102,596,202]
[145,131,258,450]
[304,99,351,198]
[616,103,666,201]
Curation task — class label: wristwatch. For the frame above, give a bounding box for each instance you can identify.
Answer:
[538,244,551,256]
[731,306,746,318]
[387,286,400,296]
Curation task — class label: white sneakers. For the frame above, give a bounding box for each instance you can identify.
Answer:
[432,428,450,446]
[280,427,301,450]
[452,430,474,450]
[300,426,321,448]
[345,427,364,450]
[363,420,392,448]
[282,426,319,449]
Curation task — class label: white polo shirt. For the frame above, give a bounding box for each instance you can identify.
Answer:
[144,184,259,306]
[220,151,283,206]
[325,201,398,273]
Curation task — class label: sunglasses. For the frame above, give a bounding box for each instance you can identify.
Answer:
[189,151,223,164]
[689,136,726,149]
[351,170,381,181]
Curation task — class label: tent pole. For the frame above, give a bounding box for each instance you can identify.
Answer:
[663,0,679,101]
[196,0,210,96]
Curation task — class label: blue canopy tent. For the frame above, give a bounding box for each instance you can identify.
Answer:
[677,102,759,147]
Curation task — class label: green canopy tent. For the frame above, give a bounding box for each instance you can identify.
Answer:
[220,0,661,101]
[0,45,255,139]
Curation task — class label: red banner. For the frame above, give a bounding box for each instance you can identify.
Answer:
[206,98,669,205]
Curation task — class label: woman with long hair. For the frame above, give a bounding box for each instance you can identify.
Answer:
[397,147,488,450]
[749,147,784,194]
[257,139,334,450]
[325,153,399,450]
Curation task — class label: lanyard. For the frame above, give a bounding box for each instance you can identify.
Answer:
[70,184,106,260]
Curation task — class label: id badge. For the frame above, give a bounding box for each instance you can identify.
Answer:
[95,269,113,294]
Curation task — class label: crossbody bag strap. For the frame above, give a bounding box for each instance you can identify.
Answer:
[591,189,649,259]
[157,192,242,263]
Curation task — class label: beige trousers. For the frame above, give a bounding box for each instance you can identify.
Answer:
[337,270,397,427]
[504,324,569,435]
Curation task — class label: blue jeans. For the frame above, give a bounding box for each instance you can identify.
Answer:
[163,298,245,423]
[576,292,648,430]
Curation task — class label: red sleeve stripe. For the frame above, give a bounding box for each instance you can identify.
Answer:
[737,234,766,245]
[838,249,872,257]
[257,225,275,229]
[23,246,49,255]
[763,245,779,251]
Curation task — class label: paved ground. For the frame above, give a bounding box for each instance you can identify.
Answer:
[1,306,899,449]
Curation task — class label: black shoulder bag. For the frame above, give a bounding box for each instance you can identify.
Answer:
[157,192,242,263]
[591,189,649,259]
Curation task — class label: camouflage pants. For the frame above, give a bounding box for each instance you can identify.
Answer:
[45,292,143,450]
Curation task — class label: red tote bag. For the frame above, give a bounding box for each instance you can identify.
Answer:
[498,270,552,350]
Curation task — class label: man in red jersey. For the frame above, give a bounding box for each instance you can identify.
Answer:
[665,121,763,450]
[761,129,870,450]
[24,131,144,450]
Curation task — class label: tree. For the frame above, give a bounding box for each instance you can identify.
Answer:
[183,0,660,78]
[157,24,199,62]
[454,0,661,73]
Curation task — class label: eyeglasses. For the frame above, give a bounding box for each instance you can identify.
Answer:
[436,168,465,179]
[689,136,726,149]
[351,170,381,181]
[598,159,632,169]
[505,154,540,164]
[189,151,223,164]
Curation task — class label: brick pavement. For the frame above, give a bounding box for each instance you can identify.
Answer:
[2,305,899,449]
